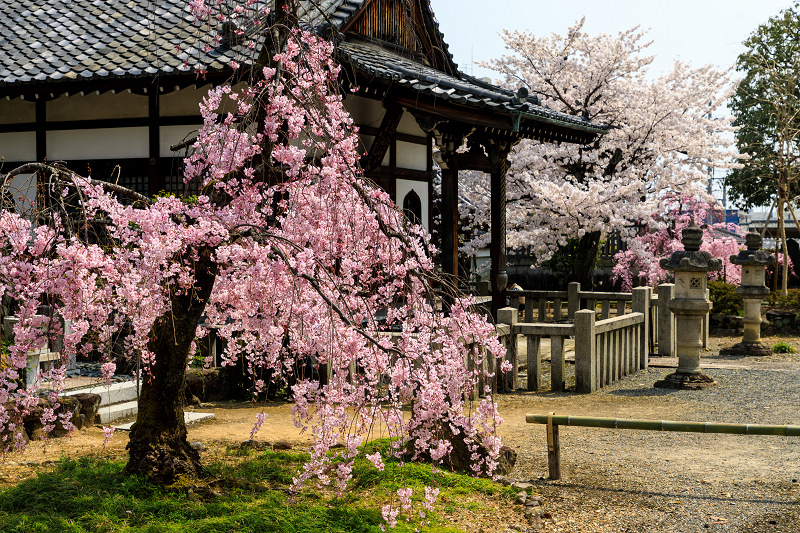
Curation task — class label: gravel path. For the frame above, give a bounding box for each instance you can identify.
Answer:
[495,345,800,532]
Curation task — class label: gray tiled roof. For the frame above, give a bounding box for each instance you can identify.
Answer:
[338,40,605,134]
[0,0,365,94]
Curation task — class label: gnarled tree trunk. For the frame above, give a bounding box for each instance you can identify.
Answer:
[125,251,217,484]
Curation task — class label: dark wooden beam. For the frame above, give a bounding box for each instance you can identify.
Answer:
[358,125,428,146]
[35,98,46,162]
[148,89,161,196]
[453,152,493,173]
[0,115,203,134]
[362,104,403,172]
[396,95,514,131]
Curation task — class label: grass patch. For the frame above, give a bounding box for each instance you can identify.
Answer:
[0,441,515,532]
[772,341,797,354]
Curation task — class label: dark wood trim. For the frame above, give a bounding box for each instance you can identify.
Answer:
[0,115,203,134]
[362,104,403,172]
[453,152,493,173]
[395,95,514,131]
[359,124,429,145]
[427,133,433,230]
[149,90,163,195]
[35,99,46,162]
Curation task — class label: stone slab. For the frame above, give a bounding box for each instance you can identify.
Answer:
[113,412,215,431]
[63,379,141,406]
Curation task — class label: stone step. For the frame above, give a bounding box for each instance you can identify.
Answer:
[97,400,138,424]
[113,411,215,431]
[63,379,141,407]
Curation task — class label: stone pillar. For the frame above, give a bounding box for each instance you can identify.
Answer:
[654,222,721,390]
[721,232,775,356]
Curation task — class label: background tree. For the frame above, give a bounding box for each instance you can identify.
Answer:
[726,2,800,295]
[0,15,505,494]
[459,19,739,288]
[612,193,743,290]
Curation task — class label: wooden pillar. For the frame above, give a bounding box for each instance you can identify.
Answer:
[440,155,459,280]
[148,88,161,197]
[489,143,511,319]
[35,98,46,162]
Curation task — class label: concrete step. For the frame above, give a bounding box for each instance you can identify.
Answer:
[63,379,140,407]
[97,400,138,424]
[114,411,215,431]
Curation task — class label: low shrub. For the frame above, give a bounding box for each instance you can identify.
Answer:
[708,281,743,316]
[767,289,800,308]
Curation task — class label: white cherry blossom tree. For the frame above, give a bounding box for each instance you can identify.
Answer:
[459,19,740,288]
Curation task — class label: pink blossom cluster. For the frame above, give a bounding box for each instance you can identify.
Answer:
[612,193,744,290]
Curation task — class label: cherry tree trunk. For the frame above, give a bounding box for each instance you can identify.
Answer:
[574,230,601,290]
[125,252,217,484]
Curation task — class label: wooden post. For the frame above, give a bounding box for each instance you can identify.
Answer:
[551,336,565,392]
[632,287,651,370]
[547,412,561,480]
[527,335,541,391]
[567,282,581,319]
[497,308,518,392]
[574,310,596,393]
[658,283,675,357]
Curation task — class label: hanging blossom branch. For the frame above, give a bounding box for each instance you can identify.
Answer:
[0,16,507,524]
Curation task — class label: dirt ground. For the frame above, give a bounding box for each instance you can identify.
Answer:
[2,334,800,532]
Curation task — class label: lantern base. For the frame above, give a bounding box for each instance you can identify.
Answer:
[719,342,772,357]
[654,372,717,390]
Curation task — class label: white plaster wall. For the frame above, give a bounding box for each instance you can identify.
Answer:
[344,94,385,128]
[395,178,429,231]
[48,92,147,121]
[0,99,35,123]
[395,141,427,171]
[396,111,425,136]
[160,125,201,156]
[7,169,38,214]
[0,131,35,162]
[48,127,149,160]
[161,86,207,117]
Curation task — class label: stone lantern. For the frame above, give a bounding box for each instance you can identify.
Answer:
[655,222,722,390]
[721,232,775,356]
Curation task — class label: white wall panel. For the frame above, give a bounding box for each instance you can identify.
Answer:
[0,100,35,124]
[160,125,201,157]
[48,127,149,160]
[0,131,35,162]
[48,92,147,121]
[395,141,427,171]
[396,111,425,136]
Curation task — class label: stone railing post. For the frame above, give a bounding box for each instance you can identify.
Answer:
[632,286,652,370]
[567,282,581,320]
[574,309,596,393]
[497,307,518,391]
[657,283,675,357]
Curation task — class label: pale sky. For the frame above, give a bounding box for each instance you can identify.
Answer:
[430,0,793,80]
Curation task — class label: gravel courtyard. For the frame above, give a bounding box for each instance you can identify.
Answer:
[497,336,800,532]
